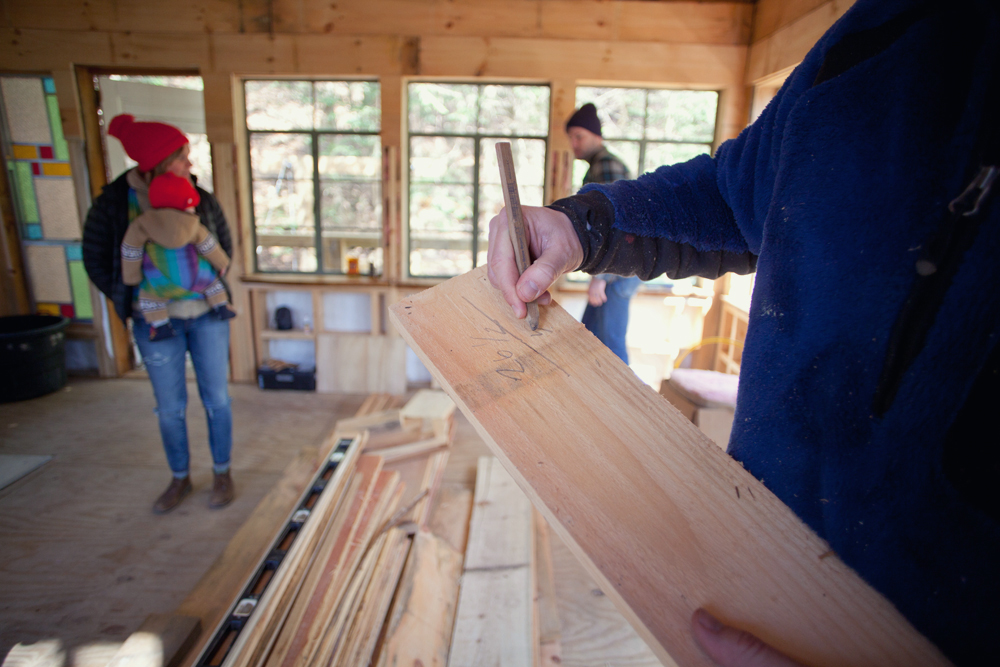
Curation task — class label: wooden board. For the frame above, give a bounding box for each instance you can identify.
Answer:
[448,457,535,667]
[388,266,950,667]
[534,511,562,666]
[374,529,463,667]
[316,333,406,395]
[399,389,456,437]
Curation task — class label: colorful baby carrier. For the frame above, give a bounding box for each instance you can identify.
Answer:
[128,188,218,300]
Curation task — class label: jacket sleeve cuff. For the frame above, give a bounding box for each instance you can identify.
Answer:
[546,189,617,274]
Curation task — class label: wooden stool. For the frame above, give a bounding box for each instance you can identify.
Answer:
[659,368,738,450]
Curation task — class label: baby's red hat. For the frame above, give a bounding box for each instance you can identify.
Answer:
[149,172,200,211]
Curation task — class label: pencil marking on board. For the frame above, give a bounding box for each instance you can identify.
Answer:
[493,349,526,380]
[462,297,570,379]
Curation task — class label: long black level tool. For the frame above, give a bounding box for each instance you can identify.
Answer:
[192,435,359,667]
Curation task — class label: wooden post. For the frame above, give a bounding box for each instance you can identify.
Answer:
[76,65,132,376]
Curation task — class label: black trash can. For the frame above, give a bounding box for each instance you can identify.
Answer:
[0,315,71,403]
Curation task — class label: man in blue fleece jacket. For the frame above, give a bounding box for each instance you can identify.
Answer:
[488,1,998,665]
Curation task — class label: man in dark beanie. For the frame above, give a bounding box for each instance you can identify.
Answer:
[566,103,641,365]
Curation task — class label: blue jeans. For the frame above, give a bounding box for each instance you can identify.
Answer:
[133,312,232,477]
[582,276,642,364]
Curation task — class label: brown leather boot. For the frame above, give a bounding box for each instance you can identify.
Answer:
[210,471,234,508]
[153,476,192,513]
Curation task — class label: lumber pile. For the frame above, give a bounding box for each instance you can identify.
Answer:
[376,456,561,667]
[191,390,457,667]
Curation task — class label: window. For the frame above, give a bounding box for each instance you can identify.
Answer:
[245,80,381,274]
[0,74,93,321]
[574,87,718,188]
[407,83,549,278]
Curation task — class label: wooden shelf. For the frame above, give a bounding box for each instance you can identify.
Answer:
[260,329,316,341]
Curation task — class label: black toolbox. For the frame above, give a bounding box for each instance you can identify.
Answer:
[257,366,316,391]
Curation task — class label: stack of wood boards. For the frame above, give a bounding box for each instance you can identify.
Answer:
[374,456,562,667]
[388,266,951,667]
[199,390,456,667]
[446,456,564,667]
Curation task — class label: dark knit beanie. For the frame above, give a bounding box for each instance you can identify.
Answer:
[566,103,602,137]
[149,173,200,211]
[107,114,189,172]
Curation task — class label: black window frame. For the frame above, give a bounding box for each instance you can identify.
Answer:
[406,81,551,280]
[244,78,382,276]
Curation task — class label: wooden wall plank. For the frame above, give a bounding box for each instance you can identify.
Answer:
[0,28,113,70]
[388,266,949,667]
[585,1,752,45]
[207,34,406,76]
[109,32,210,69]
[254,0,752,46]
[753,0,834,42]
[1,0,244,34]
[746,0,855,84]
[419,37,745,86]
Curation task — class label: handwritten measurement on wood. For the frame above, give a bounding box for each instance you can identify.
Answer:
[463,297,569,382]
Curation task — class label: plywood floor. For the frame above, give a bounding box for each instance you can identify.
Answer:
[0,378,659,667]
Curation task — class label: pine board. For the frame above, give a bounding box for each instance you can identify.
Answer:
[388,265,950,667]
[448,457,535,667]
[375,529,463,667]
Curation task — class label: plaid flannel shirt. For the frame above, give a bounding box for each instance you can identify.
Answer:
[582,147,630,283]
[582,147,630,186]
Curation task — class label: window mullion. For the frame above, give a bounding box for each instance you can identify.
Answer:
[471,135,481,266]
[312,129,323,274]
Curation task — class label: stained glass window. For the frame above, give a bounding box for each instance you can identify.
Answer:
[1,75,91,320]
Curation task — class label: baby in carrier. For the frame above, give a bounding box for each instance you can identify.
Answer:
[121,172,235,341]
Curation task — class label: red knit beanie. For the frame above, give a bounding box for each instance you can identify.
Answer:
[149,173,200,210]
[107,114,189,172]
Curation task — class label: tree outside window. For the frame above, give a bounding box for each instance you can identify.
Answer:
[408,83,549,278]
[245,80,381,274]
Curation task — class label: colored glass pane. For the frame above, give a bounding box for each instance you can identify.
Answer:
[39,146,53,159]
[35,178,82,240]
[31,162,40,175]
[14,161,39,223]
[1,78,51,144]
[41,163,71,177]
[66,244,82,260]
[37,303,60,316]
[69,261,92,319]
[60,304,74,318]
[12,144,38,159]
[26,224,42,239]
[46,96,69,161]
[42,77,55,94]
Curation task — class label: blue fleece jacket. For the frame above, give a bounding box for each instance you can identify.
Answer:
[549,1,999,663]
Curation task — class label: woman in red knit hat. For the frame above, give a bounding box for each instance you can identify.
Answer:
[83,114,236,513]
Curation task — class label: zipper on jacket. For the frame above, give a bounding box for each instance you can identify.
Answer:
[873,164,998,417]
[873,40,1000,418]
